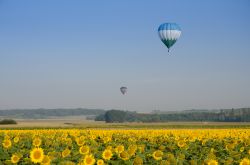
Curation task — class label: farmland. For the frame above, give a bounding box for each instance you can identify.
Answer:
[0,120,250,164]
[1,118,250,129]
[0,129,250,164]
[1,117,250,164]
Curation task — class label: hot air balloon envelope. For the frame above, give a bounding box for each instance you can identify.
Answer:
[120,87,127,95]
[158,23,181,52]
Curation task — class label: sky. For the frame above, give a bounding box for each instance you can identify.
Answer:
[0,0,250,112]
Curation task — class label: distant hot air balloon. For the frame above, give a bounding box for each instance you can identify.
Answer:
[158,23,182,52]
[120,87,127,95]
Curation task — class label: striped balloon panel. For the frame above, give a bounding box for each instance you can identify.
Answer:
[158,23,181,49]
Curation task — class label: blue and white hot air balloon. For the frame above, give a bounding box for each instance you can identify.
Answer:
[158,23,182,52]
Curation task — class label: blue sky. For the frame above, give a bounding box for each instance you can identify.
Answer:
[0,0,249,111]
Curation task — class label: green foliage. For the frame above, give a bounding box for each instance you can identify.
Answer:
[0,119,17,125]
[97,108,250,123]
[102,110,139,123]
[105,110,127,123]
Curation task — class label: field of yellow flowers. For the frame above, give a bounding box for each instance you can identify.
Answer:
[0,129,250,165]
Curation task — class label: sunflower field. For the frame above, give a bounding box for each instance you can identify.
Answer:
[0,129,249,165]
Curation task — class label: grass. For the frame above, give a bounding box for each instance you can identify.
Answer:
[0,119,250,129]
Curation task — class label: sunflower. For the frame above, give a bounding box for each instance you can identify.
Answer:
[138,145,145,153]
[177,140,186,148]
[84,154,96,165]
[119,151,129,161]
[97,159,105,165]
[207,159,218,165]
[102,149,113,160]
[160,160,171,165]
[2,139,12,149]
[14,136,20,143]
[79,146,90,155]
[201,139,206,146]
[45,139,53,146]
[115,145,124,154]
[103,137,111,143]
[128,145,137,156]
[62,148,71,158]
[225,144,235,150]
[30,148,44,163]
[198,136,202,141]
[106,146,113,151]
[240,158,250,165]
[65,138,72,146]
[11,154,20,164]
[189,136,196,142]
[128,148,136,156]
[153,150,163,160]
[47,151,56,160]
[79,135,85,141]
[133,156,143,165]
[175,136,179,141]
[76,138,85,146]
[33,137,42,147]
[128,145,137,151]
[166,153,174,161]
[158,145,165,151]
[41,155,51,165]
[240,147,245,152]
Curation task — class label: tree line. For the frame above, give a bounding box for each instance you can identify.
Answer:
[95,108,250,123]
[0,108,105,119]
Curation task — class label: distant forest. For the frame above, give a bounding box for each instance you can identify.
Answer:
[95,108,250,123]
[1,108,250,122]
[0,108,105,119]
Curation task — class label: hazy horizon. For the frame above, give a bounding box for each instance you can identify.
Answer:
[0,106,249,113]
[1,0,250,112]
